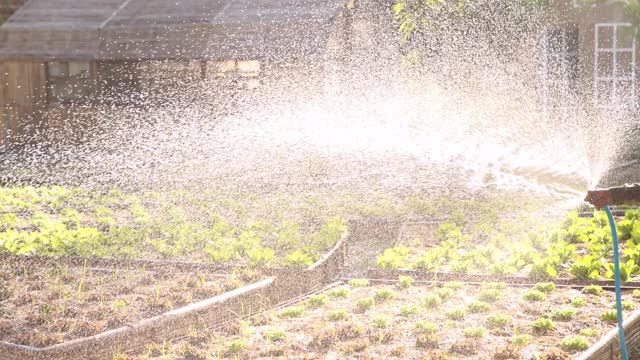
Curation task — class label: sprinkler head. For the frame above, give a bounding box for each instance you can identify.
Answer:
[585,189,613,210]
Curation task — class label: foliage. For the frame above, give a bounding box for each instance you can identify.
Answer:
[534,282,555,293]
[522,290,546,302]
[415,320,438,334]
[374,288,394,302]
[443,281,464,289]
[601,310,618,321]
[376,245,410,270]
[434,287,455,301]
[445,308,465,320]
[582,285,603,295]
[357,297,376,311]
[282,250,315,269]
[372,315,390,328]
[580,328,600,337]
[512,334,533,346]
[478,289,502,303]
[552,308,576,321]
[328,310,348,321]
[621,300,637,310]
[463,327,486,338]
[424,294,443,307]
[560,335,589,351]
[279,307,304,318]
[466,300,490,313]
[532,318,555,333]
[329,288,350,298]
[263,329,286,342]
[348,279,370,287]
[226,339,247,354]
[399,304,420,317]
[571,297,586,307]
[307,294,329,307]
[486,313,511,328]
[398,275,415,288]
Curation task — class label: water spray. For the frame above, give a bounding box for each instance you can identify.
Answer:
[585,185,640,360]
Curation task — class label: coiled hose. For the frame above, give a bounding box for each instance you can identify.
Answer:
[604,205,629,360]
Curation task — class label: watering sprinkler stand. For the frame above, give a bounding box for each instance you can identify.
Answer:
[584,185,640,360]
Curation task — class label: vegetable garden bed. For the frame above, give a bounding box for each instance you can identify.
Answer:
[116,278,635,359]
[0,260,263,348]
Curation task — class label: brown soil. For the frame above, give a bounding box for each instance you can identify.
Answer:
[0,262,261,348]
[119,281,632,360]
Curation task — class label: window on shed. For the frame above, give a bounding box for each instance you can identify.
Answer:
[594,23,636,108]
[46,61,95,104]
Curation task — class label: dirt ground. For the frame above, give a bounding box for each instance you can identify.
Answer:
[0,262,260,347]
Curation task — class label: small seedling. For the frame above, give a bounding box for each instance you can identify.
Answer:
[443,281,464,290]
[424,294,442,308]
[560,335,589,351]
[416,333,439,349]
[372,315,390,328]
[374,288,394,302]
[463,327,486,338]
[329,288,349,298]
[512,334,532,346]
[398,275,415,289]
[486,313,512,328]
[523,290,546,302]
[483,282,506,290]
[467,300,490,313]
[571,297,586,307]
[633,289,640,297]
[478,289,502,303]
[621,300,636,311]
[435,287,455,301]
[532,318,555,333]
[357,297,375,311]
[582,285,602,295]
[112,299,127,311]
[307,294,329,307]
[534,282,555,293]
[445,308,465,321]
[580,328,599,337]
[399,304,420,318]
[328,310,347,321]
[348,279,369,287]
[264,329,286,342]
[226,339,247,354]
[552,308,576,321]
[415,320,438,334]
[601,310,618,321]
[279,306,304,318]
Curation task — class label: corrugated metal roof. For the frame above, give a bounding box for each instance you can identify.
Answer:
[0,0,345,61]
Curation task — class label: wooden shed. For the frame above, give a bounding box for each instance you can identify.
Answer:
[0,0,353,144]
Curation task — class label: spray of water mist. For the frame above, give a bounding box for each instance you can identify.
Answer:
[0,1,634,224]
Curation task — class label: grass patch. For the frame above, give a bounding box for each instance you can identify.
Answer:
[328,310,347,321]
[279,307,304,318]
[463,327,486,338]
[466,300,490,313]
[534,282,555,293]
[582,285,602,295]
[445,308,465,321]
[552,308,576,321]
[374,288,394,302]
[329,288,349,298]
[348,279,369,287]
[424,294,442,308]
[486,313,512,328]
[532,318,555,334]
[415,320,438,334]
[397,275,415,289]
[560,335,589,351]
[307,294,329,307]
[522,290,546,302]
[357,297,375,311]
